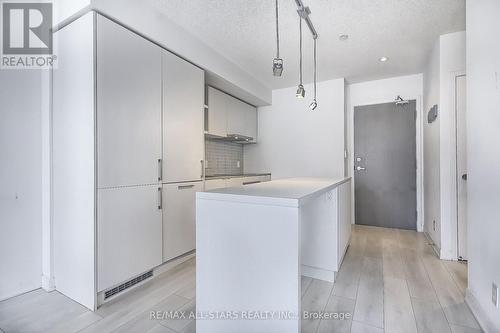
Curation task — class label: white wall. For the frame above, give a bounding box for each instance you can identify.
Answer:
[422,31,466,259]
[244,79,345,179]
[0,71,43,300]
[423,39,441,248]
[466,0,500,330]
[347,74,424,230]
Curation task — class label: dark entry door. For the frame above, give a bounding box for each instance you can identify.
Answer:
[354,101,417,230]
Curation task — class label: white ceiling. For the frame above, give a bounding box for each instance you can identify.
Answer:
[147,0,465,89]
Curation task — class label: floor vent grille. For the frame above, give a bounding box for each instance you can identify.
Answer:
[104,270,153,300]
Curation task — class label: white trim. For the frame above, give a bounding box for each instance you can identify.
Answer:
[348,94,424,232]
[41,275,56,292]
[449,71,467,260]
[465,289,496,333]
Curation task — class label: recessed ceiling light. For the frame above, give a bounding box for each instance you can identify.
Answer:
[379,56,389,62]
[339,34,349,41]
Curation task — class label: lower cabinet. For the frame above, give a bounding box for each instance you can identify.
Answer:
[205,175,271,190]
[162,181,203,262]
[204,178,226,191]
[97,185,163,292]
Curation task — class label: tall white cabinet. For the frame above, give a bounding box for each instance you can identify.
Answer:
[97,16,162,188]
[162,51,205,183]
[53,12,204,310]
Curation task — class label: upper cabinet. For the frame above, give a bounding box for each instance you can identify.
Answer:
[162,51,205,183]
[97,15,162,188]
[207,87,257,143]
[206,87,227,137]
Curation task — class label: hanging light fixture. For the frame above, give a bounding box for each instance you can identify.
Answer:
[272,0,283,76]
[296,16,305,98]
[309,37,318,110]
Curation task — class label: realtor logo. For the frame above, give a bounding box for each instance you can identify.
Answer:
[1,1,56,68]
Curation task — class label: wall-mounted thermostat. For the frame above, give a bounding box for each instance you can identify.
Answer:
[427,104,438,123]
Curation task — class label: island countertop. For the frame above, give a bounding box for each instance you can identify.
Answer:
[197,177,351,207]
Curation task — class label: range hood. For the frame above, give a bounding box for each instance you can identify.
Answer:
[205,133,255,144]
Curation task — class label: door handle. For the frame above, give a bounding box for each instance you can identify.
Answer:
[243,180,261,185]
[158,159,163,181]
[200,160,204,179]
[356,166,366,171]
[462,173,467,181]
[157,187,162,210]
[178,184,195,190]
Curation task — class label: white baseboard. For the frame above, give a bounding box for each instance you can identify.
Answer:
[301,264,336,283]
[465,288,498,333]
[41,275,56,292]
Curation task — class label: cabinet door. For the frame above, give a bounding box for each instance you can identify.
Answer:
[258,175,272,182]
[242,103,258,142]
[97,15,162,188]
[226,97,246,136]
[97,185,162,292]
[163,182,203,262]
[163,51,205,183]
[204,179,227,190]
[207,87,227,137]
[226,177,245,187]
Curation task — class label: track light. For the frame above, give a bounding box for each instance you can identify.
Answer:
[309,37,318,110]
[272,0,283,76]
[296,84,305,98]
[273,58,283,76]
[296,16,305,98]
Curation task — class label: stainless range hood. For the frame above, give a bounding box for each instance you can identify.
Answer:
[226,134,254,143]
[205,133,255,144]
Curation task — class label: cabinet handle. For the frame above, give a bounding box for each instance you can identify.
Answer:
[243,180,261,185]
[157,187,162,210]
[158,159,163,181]
[200,160,204,179]
[178,184,195,190]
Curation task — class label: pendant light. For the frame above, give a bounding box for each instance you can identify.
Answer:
[296,16,305,98]
[272,0,283,76]
[309,37,318,110]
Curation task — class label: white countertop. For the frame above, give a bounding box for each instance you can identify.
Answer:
[197,177,351,207]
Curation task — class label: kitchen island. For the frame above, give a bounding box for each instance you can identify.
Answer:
[196,177,352,333]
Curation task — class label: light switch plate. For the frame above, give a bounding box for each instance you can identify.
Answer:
[493,283,499,308]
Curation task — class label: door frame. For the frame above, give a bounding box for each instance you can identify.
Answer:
[348,95,424,232]
[451,72,467,260]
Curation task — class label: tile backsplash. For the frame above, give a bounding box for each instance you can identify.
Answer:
[205,139,243,176]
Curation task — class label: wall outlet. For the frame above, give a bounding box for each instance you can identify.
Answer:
[236,160,241,168]
[433,220,436,231]
[493,283,499,308]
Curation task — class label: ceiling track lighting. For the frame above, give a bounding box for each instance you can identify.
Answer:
[271,0,319,106]
[296,16,305,98]
[272,0,283,76]
[309,37,318,110]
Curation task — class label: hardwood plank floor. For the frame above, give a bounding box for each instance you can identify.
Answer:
[0,225,482,333]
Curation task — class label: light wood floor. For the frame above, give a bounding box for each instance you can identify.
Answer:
[0,225,480,333]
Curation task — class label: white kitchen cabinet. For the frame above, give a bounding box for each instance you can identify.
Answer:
[97,185,163,292]
[204,179,226,191]
[206,175,271,190]
[162,51,205,183]
[54,13,210,309]
[96,15,162,188]
[207,87,227,137]
[226,97,246,136]
[242,102,258,141]
[227,98,257,142]
[207,87,257,142]
[162,182,203,262]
